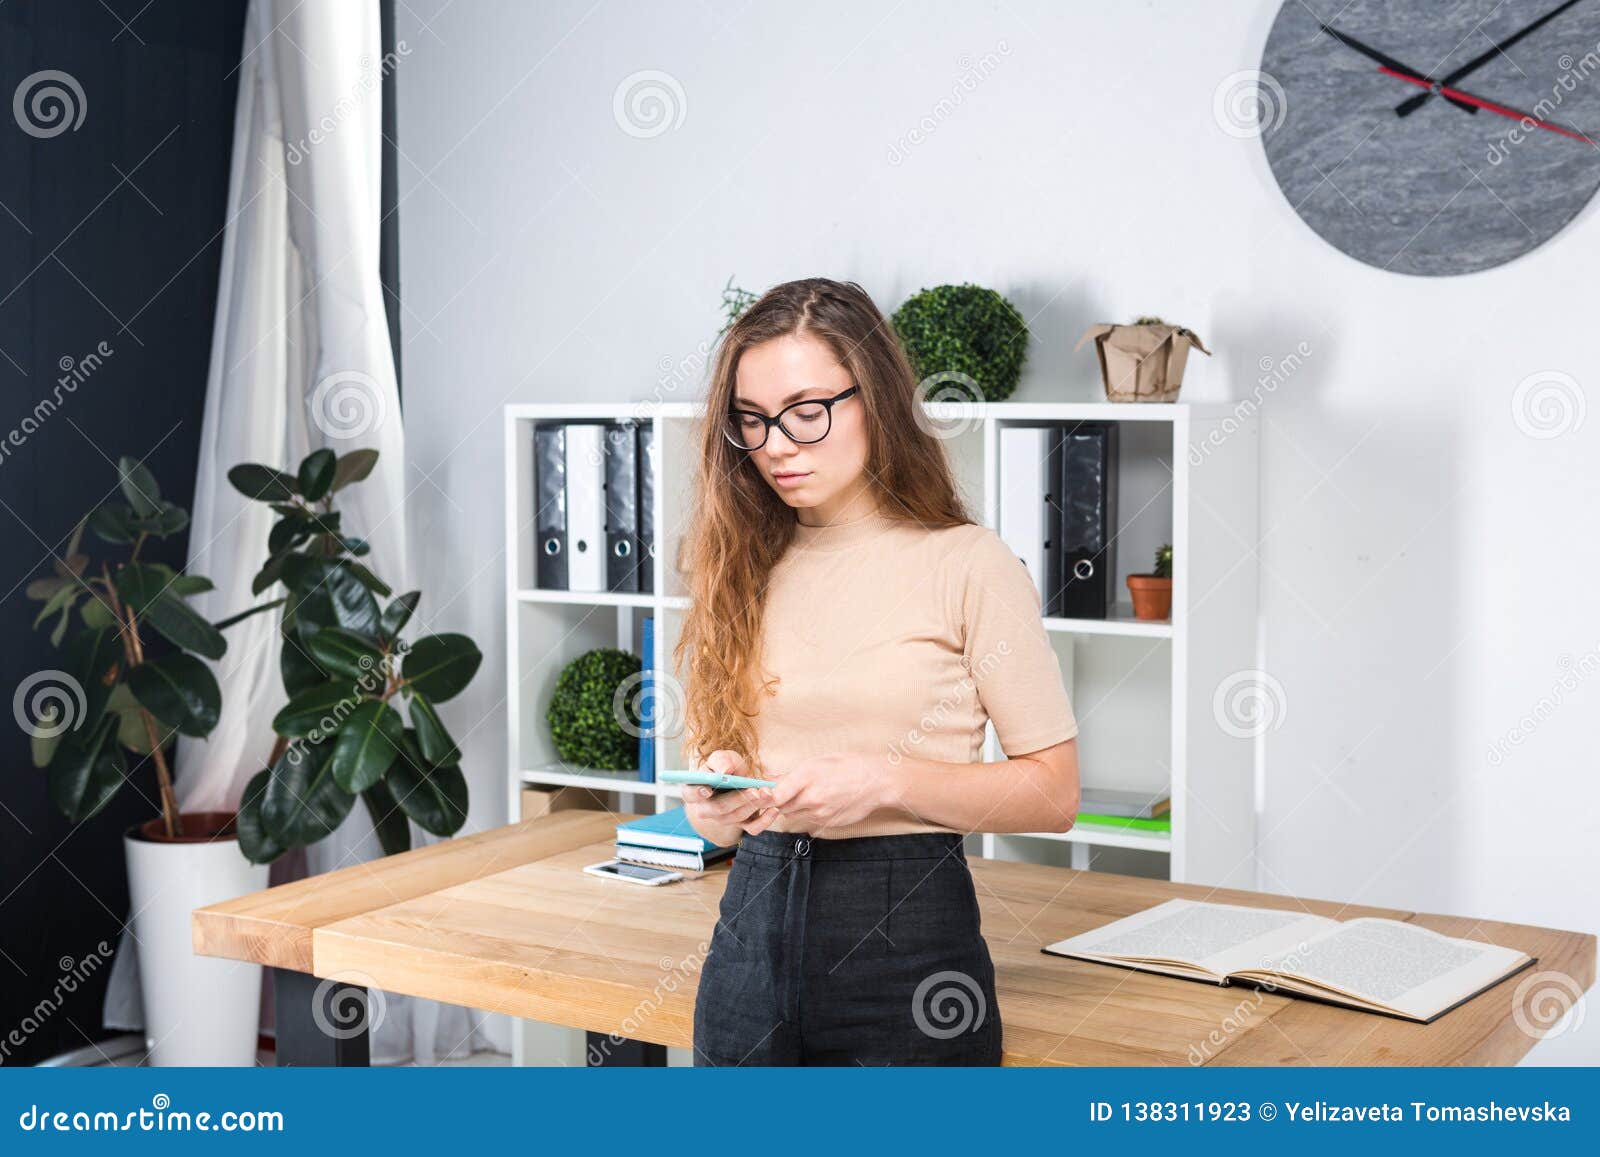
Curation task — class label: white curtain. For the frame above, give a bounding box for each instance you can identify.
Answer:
[102,0,498,1065]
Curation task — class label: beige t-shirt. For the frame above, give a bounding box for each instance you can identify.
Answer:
[752,504,1078,838]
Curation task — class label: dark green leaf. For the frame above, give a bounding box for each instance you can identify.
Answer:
[409,693,460,765]
[338,560,392,599]
[236,769,286,864]
[213,597,286,632]
[361,778,411,856]
[117,457,162,518]
[251,552,290,596]
[168,573,214,597]
[227,463,299,501]
[280,616,329,697]
[387,735,468,836]
[283,557,382,635]
[307,627,386,682]
[131,502,188,539]
[63,624,122,733]
[380,591,420,639]
[271,679,362,739]
[108,682,168,755]
[298,449,338,502]
[331,448,380,493]
[115,564,227,661]
[329,700,404,792]
[403,634,482,703]
[268,514,312,556]
[48,716,124,823]
[334,535,370,557]
[126,653,221,737]
[88,504,139,544]
[260,740,356,846]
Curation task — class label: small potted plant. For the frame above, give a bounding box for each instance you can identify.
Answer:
[1127,543,1173,621]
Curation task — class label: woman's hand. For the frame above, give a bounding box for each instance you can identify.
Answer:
[769,753,899,835]
[680,749,779,846]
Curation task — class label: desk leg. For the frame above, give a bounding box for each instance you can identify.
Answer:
[586,1031,666,1066]
[273,968,371,1067]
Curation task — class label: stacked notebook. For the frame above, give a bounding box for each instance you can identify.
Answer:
[1076,787,1171,834]
[615,810,735,873]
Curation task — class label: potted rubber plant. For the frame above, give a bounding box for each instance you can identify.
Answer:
[1127,543,1173,621]
[225,448,482,865]
[23,458,281,1065]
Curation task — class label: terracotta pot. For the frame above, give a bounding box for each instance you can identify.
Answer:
[1126,575,1172,622]
[124,809,269,1065]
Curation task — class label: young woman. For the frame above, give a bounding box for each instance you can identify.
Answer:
[673,277,1080,1066]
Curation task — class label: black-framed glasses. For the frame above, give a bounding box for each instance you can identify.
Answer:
[723,385,859,451]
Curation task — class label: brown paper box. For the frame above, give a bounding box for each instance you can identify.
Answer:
[519,785,614,820]
[1076,323,1211,403]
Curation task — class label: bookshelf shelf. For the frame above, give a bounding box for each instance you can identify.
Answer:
[504,399,1259,887]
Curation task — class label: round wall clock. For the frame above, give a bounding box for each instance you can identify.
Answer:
[1258,0,1600,275]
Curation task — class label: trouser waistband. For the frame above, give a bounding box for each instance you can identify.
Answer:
[738,829,966,862]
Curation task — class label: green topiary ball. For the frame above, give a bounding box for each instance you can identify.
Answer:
[546,647,643,771]
[891,283,1029,402]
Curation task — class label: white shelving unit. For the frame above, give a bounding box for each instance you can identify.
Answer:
[504,400,1259,891]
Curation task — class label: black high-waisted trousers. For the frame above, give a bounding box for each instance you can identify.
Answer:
[692,829,1002,1066]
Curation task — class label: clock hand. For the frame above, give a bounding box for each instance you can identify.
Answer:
[1319,24,1479,115]
[1396,0,1585,117]
[1378,66,1597,143]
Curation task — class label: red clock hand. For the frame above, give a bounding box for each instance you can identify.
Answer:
[1377,66,1596,145]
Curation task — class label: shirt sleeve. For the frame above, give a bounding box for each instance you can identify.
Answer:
[957,528,1079,756]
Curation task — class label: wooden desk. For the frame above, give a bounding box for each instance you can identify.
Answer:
[193,811,1595,1066]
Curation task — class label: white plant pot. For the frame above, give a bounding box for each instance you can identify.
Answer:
[123,816,270,1066]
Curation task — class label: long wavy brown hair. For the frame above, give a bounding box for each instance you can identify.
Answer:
[672,277,974,775]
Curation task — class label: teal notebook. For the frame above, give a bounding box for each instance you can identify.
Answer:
[616,809,731,855]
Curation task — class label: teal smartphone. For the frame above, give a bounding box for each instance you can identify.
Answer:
[660,768,777,791]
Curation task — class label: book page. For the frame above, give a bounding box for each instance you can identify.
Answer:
[1045,899,1339,975]
[1250,918,1530,1020]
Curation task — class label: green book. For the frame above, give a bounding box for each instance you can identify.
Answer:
[1073,812,1171,833]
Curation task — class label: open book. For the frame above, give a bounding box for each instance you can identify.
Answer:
[1042,898,1534,1023]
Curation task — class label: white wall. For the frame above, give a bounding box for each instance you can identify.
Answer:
[395,0,1599,1059]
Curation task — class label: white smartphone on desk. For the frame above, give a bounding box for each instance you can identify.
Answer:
[583,859,683,886]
